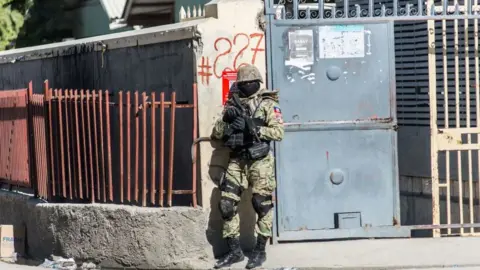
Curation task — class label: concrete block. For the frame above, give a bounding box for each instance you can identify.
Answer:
[0,190,212,269]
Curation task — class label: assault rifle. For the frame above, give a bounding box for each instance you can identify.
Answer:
[231,93,261,142]
[231,93,270,160]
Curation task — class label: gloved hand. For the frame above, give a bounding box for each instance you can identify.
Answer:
[223,106,241,123]
[230,116,246,130]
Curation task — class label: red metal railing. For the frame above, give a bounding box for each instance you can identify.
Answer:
[0,88,30,188]
[0,82,198,208]
[28,83,49,198]
[39,82,198,207]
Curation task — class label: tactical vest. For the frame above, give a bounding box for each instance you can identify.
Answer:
[225,90,277,160]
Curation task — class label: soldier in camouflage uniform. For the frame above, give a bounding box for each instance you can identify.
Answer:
[211,64,284,269]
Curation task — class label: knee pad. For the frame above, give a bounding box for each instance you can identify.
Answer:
[219,197,238,221]
[219,179,242,197]
[252,194,273,219]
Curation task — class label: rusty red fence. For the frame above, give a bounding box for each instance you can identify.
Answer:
[43,86,112,202]
[0,81,198,208]
[41,82,198,207]
[0,88,30,187]
[28,85,49,199]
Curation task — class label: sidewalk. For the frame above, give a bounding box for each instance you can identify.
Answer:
[5,237,480,269]
[0,262,39,270]
[229,237,480,269]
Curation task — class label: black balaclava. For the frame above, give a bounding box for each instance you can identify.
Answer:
[237,81,260,97]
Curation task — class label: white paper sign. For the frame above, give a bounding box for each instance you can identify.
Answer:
[318,25,365,59]
[285,29,314,68]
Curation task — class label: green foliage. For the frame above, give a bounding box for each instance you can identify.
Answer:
[0,0,32,50]
[15,0,73,49]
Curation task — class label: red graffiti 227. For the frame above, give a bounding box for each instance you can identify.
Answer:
[198,32,265,85]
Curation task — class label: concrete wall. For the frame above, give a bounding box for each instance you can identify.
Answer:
[189,0,267,256]
[0,190,211,268]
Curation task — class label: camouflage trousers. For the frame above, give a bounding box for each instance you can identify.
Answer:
[220,152,276,239]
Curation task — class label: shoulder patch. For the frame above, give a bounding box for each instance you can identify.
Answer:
[273,105,283,124]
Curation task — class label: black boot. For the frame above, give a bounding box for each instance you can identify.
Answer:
[245,235,267,269]
[214,237,245,269]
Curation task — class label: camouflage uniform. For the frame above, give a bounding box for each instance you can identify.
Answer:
[211,64,284,270]
[211,88,284,238]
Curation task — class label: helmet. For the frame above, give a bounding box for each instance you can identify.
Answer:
[236,64,263,83]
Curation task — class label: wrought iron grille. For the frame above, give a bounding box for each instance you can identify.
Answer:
[268,0,480,21]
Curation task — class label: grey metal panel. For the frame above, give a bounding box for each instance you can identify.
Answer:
[276,128,398,231]
[271,23,393,122]
[268,19,403,240]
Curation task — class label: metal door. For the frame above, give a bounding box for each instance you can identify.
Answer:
[264,0,480,242]
[269,21,405,241]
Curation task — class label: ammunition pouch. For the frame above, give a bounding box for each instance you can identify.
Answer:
[247,141,270,160]
[223,132,245,149]
[223,125,234,140]
[223,106,271,160]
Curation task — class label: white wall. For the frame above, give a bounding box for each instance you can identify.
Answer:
[190,0,267,255]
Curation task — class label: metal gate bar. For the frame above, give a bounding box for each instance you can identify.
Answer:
[475,0,480,236]
[441,13,451,235]
[29,86,48,199]
[429,0,480,237]
[407,223,480,230]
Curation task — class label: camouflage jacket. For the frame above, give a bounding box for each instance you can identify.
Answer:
[211,88,284,142]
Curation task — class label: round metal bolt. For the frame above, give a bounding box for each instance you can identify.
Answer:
[326,66,342,81]
[329,170,344,185]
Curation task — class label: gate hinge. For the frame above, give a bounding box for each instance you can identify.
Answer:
[393,124,399,131]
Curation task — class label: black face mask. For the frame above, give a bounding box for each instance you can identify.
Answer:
[237,81,260,97]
